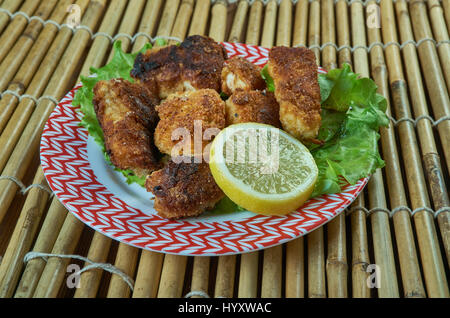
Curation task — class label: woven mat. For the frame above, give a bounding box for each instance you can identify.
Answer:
[0,0,448,298]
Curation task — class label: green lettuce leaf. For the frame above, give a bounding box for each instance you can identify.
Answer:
[73,41,152,186]
[261,65,275,92]
[310,63,389,197]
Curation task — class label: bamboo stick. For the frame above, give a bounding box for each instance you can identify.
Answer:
[307,228,326,298]
[106,0,146,62]
[350,197,371,298]
[260,0,277,48]
[209,0,227,42]
[73,232,112,298]
[133,0,163,49]
[228,0,248,43]
[350,1,369,77]
[156,0,180,37]
[276,0,292,46]
[214,255,236,298]
[364,0,400,298]
[189,256,211,298]
[382,0,449,298]
[188,0,210,36]
[320,0,335,70]
[443,0,450,34]
[238,252,258,298]
[335,0,352,67]
[0,0,25,35]
[170,0,195,43]
[77,0,128,80]
[157,255,188,298]
[14,199,68,297]
[0,0,60,91]
[285,237,304,298]
[106,244,140,298]
[261,246,282,298]
[292,0,308,47]
[349,1,371,298]
[0,0,92,223]
[132,251,164,298]
[308,0,320,63]
[326,214,348,298]
[0,0,42,63]
[32,214,86,297]
[0,167,50,297]
[367,173,399,298]
[408,0,450,172]
[427,0,450,92]
[245,0,263,46]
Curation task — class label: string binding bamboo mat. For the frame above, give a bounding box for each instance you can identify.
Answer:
[0,0,448,299]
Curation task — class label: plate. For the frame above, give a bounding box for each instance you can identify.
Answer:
[40,42,368,256]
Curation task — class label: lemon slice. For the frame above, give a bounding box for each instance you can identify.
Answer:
[209,123,318,215]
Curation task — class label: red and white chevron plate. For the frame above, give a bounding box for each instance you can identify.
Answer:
[40,42,368,256]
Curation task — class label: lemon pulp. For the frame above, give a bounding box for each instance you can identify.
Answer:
[209,123,318,215]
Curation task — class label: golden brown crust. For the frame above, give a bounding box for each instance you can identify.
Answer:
[221,57,266,95]
[146,157,225,219]
[131,35,228,99]
[225,90,281,127]
[267,46,321,141]
[154,89,226,156]
[93,79,162,177]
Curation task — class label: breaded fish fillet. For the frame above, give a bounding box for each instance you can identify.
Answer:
[154,89,226,157]
[267,46,321,141]
[93,78,161,177]
[221,57,266,96]
[131,35,228,99]
[146,157,225,219]
[225,90,281,128]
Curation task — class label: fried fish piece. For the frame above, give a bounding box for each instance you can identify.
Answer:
[146,157,225,219]
[225,90,281,127]
[131,35,228,99]
[154,89,226,157]
[221,56,266,96]
[267,46,321,141]
[93,78,162,177]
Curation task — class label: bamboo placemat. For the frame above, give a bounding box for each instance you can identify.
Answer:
[0,0,448,298]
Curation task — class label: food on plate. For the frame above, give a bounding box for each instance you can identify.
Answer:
[130,35,227,99]
[75,36,388,220]
[225,90,280,127]
[93,78,161,177]
[267,46,322,142]
[209,123,318,215]
[221,56,266,96]
[146,157,225,219]
[154,89,226,157]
